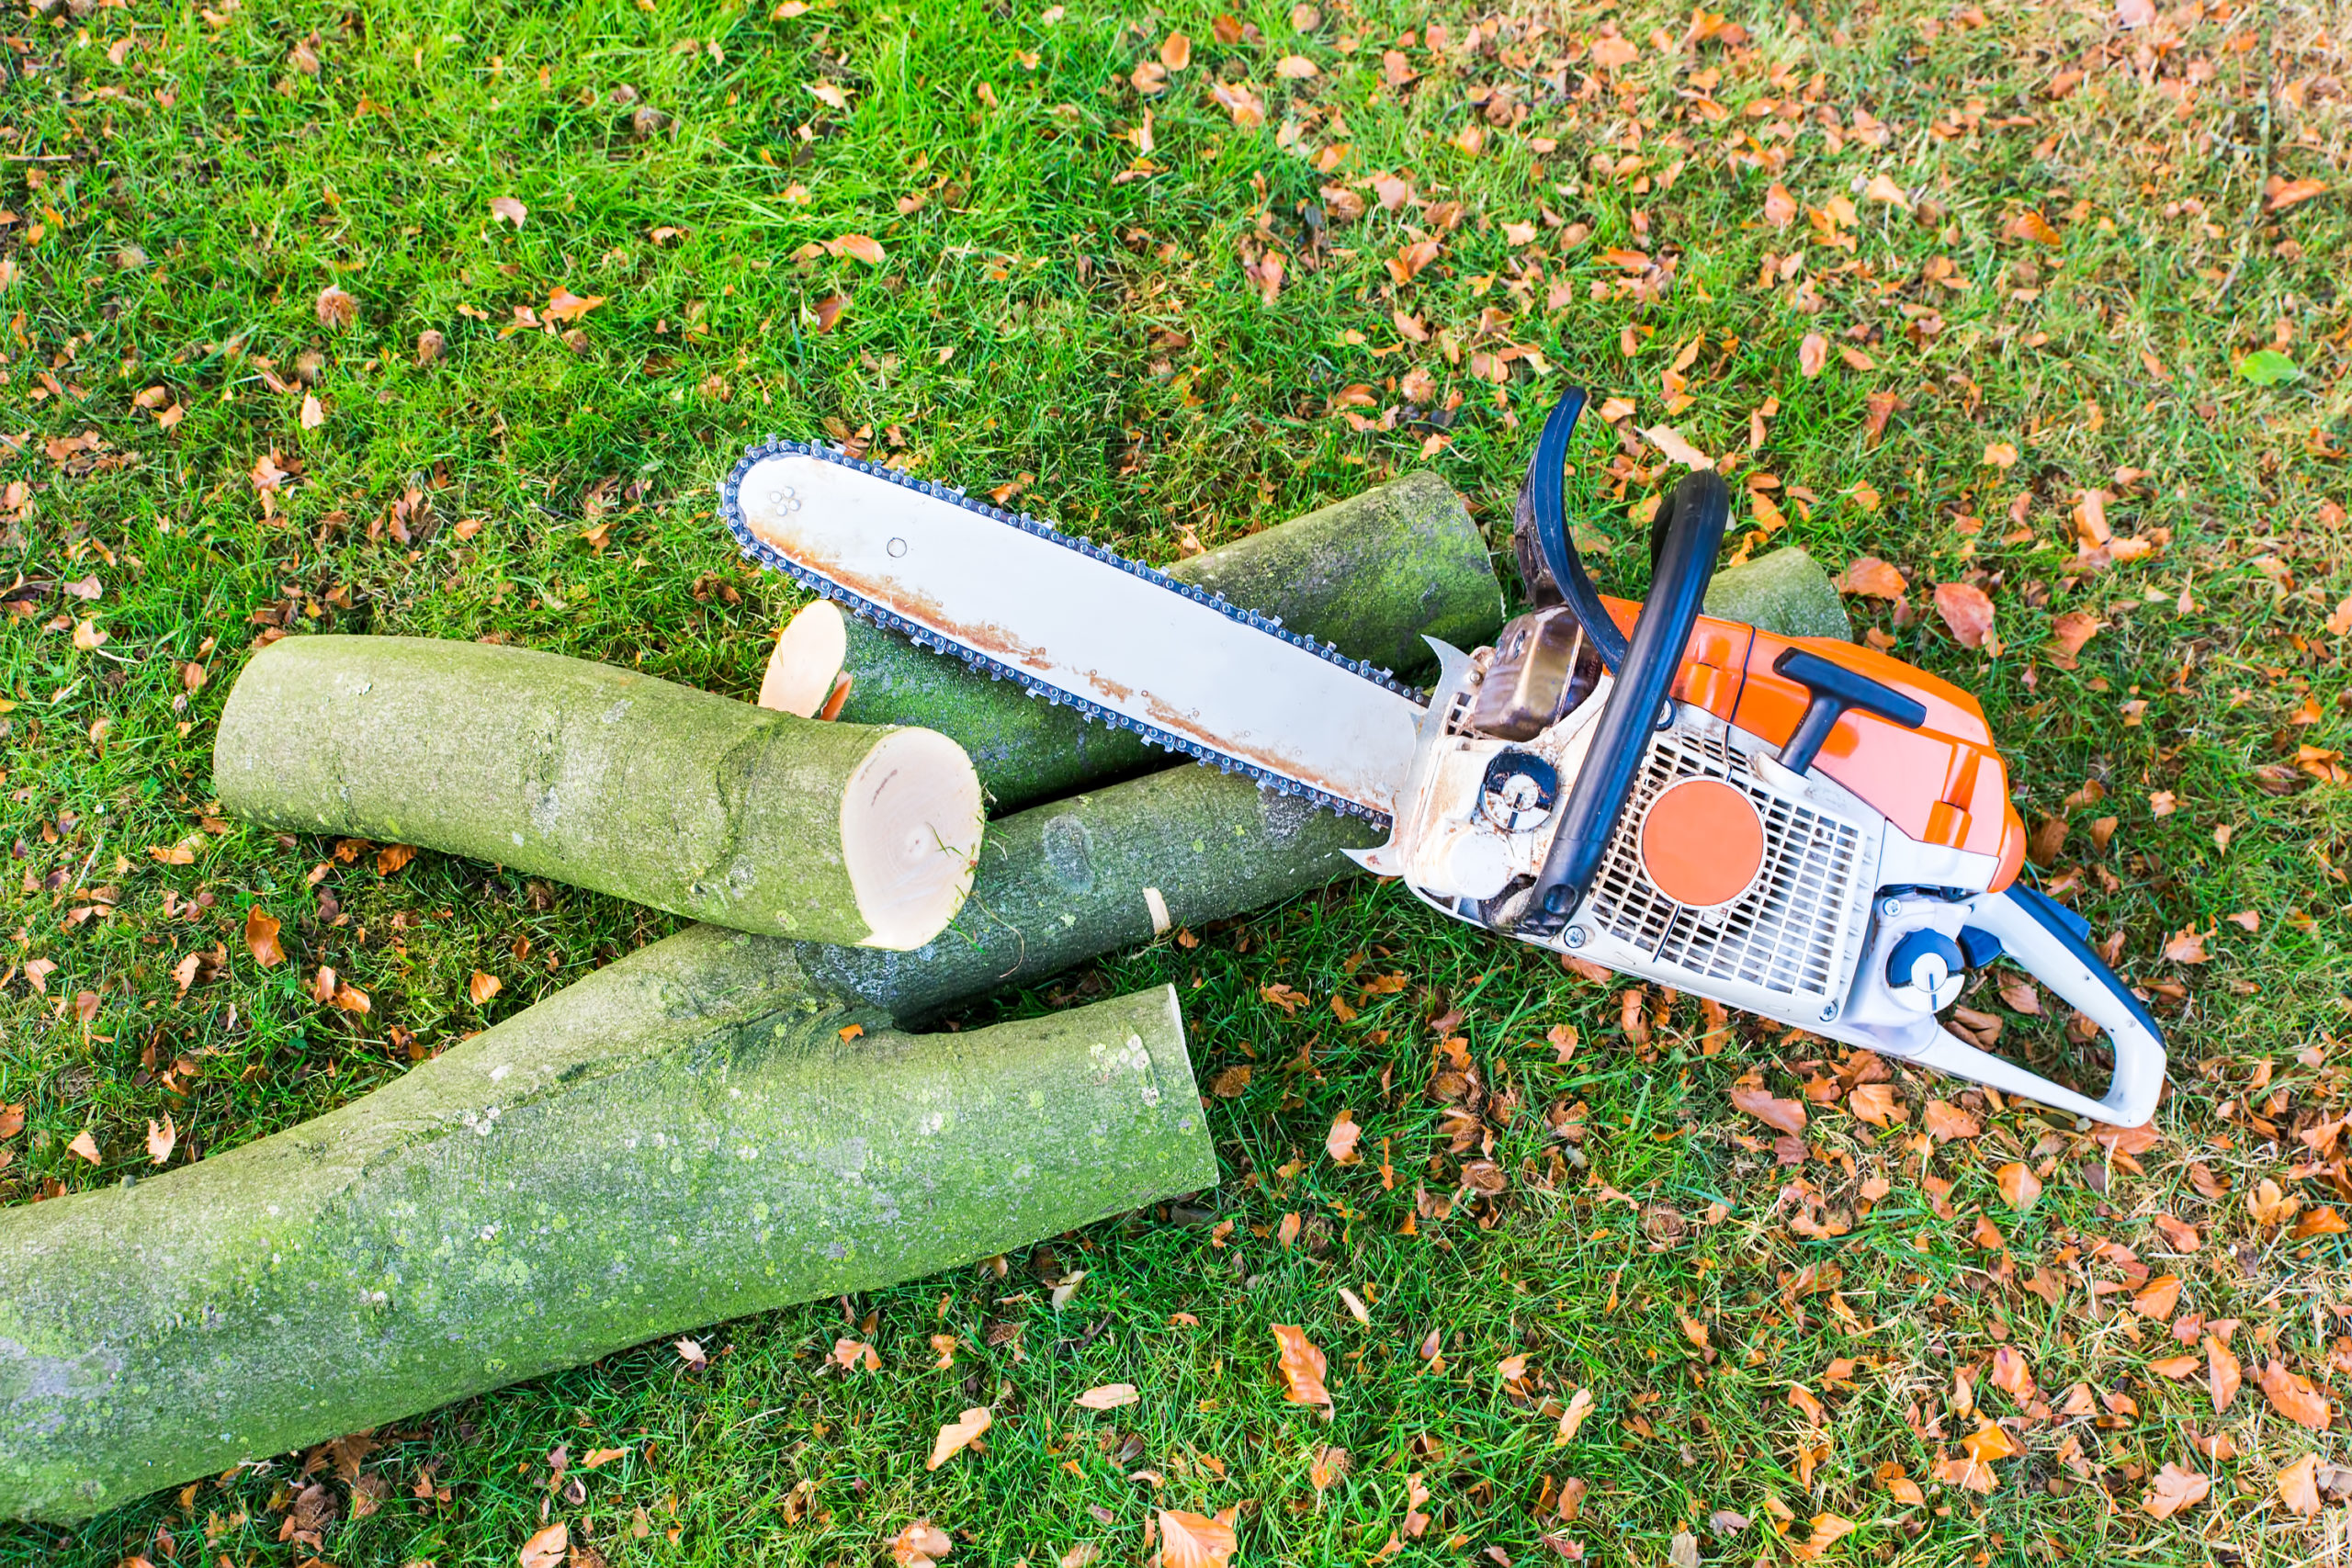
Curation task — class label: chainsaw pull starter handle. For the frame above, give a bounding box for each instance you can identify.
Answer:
[1522,459,1730,930]
[1770,647,1928,773]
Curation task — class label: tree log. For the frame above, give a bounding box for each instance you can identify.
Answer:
[0,979,1204,1521]
[215,637,984,949]
[759,470,1504,811]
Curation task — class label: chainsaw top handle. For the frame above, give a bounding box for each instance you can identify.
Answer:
[1520,388,1731,931]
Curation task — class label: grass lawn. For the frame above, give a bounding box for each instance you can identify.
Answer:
[5,0,2349,1562]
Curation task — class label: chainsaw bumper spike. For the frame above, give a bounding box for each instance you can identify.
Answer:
[722,388,2166,1127]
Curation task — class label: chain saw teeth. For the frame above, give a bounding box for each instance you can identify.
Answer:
[719,438,1423,826]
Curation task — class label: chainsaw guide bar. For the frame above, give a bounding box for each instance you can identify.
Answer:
[722,439,1426,822]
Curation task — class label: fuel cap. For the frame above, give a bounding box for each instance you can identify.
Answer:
[1639,777,1765,909]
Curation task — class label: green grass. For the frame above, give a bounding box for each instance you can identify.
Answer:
[4,0,2349,1562]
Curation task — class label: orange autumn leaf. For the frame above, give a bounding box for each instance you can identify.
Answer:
[2278,1452,2323,1517]
[1798,332,1827,378]
[1729,1078,1807,1136]
[145,1113,175,1167]
[2132,1275,2182,1319]
[1157,1507,1238,1568]
[926,1405,992,1469]
[889,1520,953,1568]
[1960,1420,2017,1463]
[1272,1324,1333,1416]
[245,906,286,968]
[2140,1463,2210,1520]
[67,1128,102,1166]
[1848,1083,1904,1127]
[1074,1382,1139,1411]
[1922,1100,1980,1140]
[1763,182,1797,229]
[470,971,503,1005]
[2148,1355,2201,1380]
[2207,1336,2243,1412]
[2257,1359,2334,1430]
[1834,556,1908,600]
[1325,1110,1362,1165]
[1996,1162,2042,1211]
[376,842,417,875]
[1990,1346,2036,1403]
[517,1521,567,1568]
[1933,581,1996,649]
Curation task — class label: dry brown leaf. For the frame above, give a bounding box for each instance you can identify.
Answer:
[145,1114,175,1167]
[827,234,887,266]
[377,843,417,876]
[470,971,503,1005]
[2278,1452,2322,1517]
[1835,557,1908,600]
[518,1521,567,1568]
[2207,1336,2242,1413]
[2257,1360,2333,1430]
[1325,1110,1362,1165]
[1273,1324,1332,1416]
[1990,1346,2035,1403]
[1933,582,1996,649]
[1555,1386,1595,1443]
[1159,31,1192,70]
[1074,1383,1139,1411]
[1157,1507,1238,1568]
[1848,1082,1904,1127]
[2048,611,2103,667]
[2140,1463,2210,1520]
[1922,1100,1980,1140]
[1644,425,1714,470]
[1729,1078,1807,1136]
[490,196,528,228]
[67,1129,101,1166]
[2132,1275,2182,1319]
[1960,1420,2016,1463]
[1763,183,1797,230]
[245,906,286,968]
[1792,1514,1856,1562]
[926,1406,992,1469]
[580,1447,626,1469]
[890,1521,954,1567]
[316,286,358,329]
[1996,1162,2042,1211]
[1798,333,1828,378]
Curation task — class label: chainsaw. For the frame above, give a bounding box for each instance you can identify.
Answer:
[718,389,2165,1127]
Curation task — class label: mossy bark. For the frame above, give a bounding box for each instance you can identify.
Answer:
[797,470,1505,812]
[215,637,983,949]
[0,978,1204,1522]
[1703,546,1851,642]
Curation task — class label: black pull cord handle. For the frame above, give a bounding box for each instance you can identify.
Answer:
[1770,647,1928,773]
[1521,452,1730,932]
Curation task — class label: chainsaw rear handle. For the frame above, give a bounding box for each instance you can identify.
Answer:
[1527,440,1730,925]
[1907,886,2167,1127]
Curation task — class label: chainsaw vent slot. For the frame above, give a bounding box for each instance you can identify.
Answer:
[1585,728,1868,1000]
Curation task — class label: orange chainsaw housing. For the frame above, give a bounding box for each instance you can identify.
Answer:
[1601,597,2027,893]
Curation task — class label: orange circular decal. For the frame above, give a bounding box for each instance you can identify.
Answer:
[1639,778,1765,909]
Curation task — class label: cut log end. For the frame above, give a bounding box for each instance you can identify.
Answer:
[844,726,984,949]
[763,599,850,717]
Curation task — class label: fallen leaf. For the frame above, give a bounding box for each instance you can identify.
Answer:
[1075,1383,1139,1411]
[2264,175,2327,213]
[490,196,528,228]
[890,1520,954,1567]
[518,1521,567,1568]
[1763,183,1797,229]
[316,286,358,329]
[1835,557,1908,600]
[2132,1276,2182,1319]
[1273,1325,1332,1416]
[1326,1110,1362,1165]
[1996,1162,2042,1211]
[2149,1355,2201,1380]
[2140,1463,2210,1520]
[1849,1083,1903,1127]
[2048,611,2103,667]
[470,971,503,1005]
[1729,1078,1807,1136]
[1275,53,1317,77]
[673,1337,707,1370]
[1555,1386,1595,1443]
[1589,34,1638,69]
[1644,425,1714,470]
[1961,1420,2016,1463]
[2278,1452,2322,1517]
[1863,173,1912,210]
[1159,31,1192,70]
[1156,1507,1238,1568]
[67,1129,101,1165]
[2163,926,2210,964]
[1798,333,1827,378]
[238,908,285,969]
[1983,442,2019,468]
[300,393,324,430]
[1792,1514,1856,1562]
[146,1114,175,1166]
[2207,1337,2242,1412]
[927,1406,992,1469]
[1934,582,1996,649]
[2257,1360,2333,1429]
[826,234,888,266]
[580,1447,626,1469]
